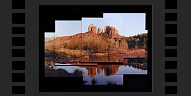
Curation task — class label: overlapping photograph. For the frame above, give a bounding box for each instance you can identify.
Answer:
[44,13,148,85]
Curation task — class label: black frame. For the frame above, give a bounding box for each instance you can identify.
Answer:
[39,5,152,92]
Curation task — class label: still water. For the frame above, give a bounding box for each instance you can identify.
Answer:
[45,58,147,85]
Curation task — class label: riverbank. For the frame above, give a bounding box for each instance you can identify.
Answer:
[45,49,147,65]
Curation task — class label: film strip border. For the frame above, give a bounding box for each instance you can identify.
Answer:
[12,0,25,95]
[165,0,178,95]
[10,0,178,95]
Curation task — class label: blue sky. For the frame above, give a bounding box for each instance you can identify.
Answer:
[82,18,103,33]
[55,20,81,36]
[103,13,146,36]
[45,33,54,38]
[45,13,147,38]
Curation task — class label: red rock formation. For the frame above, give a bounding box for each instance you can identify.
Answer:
[104,26,111,35]
[103,25,124,39]
[88,24,97,35]
[87,24,124,39]
[110,65,119,75]
[87,67,96,77]
[110,27,120,37]
[45,24,128,52]
[97,28,102,34]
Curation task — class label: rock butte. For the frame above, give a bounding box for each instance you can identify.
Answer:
[88,24,125,38]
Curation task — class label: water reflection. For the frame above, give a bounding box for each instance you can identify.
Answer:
[45,58,147,85]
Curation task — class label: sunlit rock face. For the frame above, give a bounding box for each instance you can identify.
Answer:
[88,24,97,35]
[103,26,121,37]
[97,28,102,34]
[88,24,124,38]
